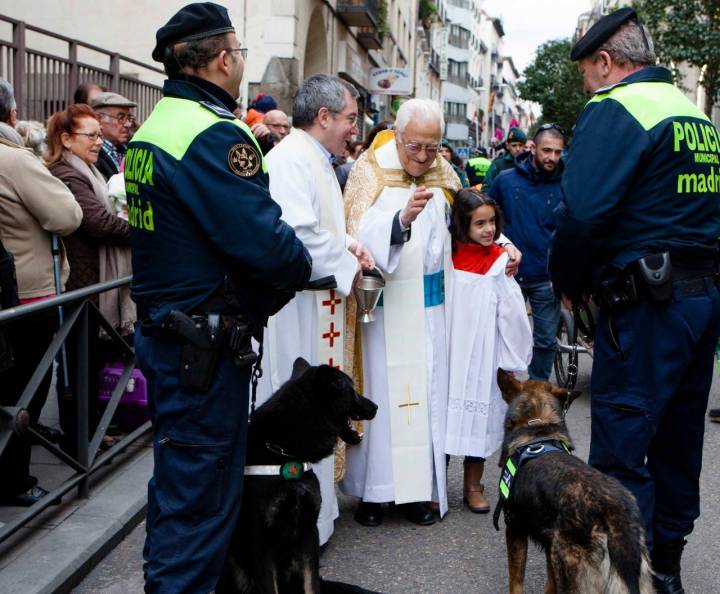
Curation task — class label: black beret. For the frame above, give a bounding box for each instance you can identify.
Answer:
[152,2,235,62]
[570,7,638,61]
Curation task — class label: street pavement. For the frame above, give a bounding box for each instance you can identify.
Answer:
[75,364,720,594]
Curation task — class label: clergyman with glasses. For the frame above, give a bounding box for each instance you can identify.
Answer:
[342,98,522,527]
[89,91,137,180]
[127,3,310,592]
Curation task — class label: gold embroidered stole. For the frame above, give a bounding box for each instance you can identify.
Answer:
[343,130,461,395]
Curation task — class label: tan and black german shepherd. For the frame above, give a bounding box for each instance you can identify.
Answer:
[496,370,654,594]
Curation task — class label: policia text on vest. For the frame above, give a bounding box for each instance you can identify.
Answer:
[673,123,720,193]
[125,147,155,231]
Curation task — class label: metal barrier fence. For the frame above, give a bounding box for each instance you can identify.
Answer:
[0,14,163,122]
[0,276,151,545]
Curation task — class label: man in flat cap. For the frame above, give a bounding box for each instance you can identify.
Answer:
[90,91,137,180]
[550,9,720,593]
[128,3,311,592]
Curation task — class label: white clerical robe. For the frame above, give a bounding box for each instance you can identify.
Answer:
[341,140,453,517]
[256,128,357,545]
[445,252,532,458]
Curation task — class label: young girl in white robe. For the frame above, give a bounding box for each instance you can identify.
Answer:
[445,189,532,513]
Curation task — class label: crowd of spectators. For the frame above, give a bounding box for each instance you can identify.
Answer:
[0,77,135,505]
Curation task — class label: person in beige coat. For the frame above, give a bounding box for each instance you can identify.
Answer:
[0,136,82,506]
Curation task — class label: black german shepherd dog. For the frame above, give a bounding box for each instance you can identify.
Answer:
[495,370,654,594]
[216,358,379,594]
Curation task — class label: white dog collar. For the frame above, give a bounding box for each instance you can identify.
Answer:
[245,461,311,480]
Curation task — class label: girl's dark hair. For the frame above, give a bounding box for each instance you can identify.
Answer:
[450,188,503,246]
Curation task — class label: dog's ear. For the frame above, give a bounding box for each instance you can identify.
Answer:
[290,357,312,380]
[315,363,351,389]
[549,385,582,405]
[497,369,523,403]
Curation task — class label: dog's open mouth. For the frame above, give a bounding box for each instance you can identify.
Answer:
[340,418,364,445]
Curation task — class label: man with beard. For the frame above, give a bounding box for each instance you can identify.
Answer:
[488,124,565,380]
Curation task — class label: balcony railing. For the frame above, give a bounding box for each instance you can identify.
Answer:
[446,72,469,87]
[444,112,468,124]
[336,0,379,28]
[429,50,440,75]
[448,33,470,49]
[357,27,383,50]
[0,14,163,123]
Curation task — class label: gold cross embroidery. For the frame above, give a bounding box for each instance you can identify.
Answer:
[398,385,420,425]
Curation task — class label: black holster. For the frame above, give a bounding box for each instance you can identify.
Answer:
[162,310,258,392]
[595,252,674,311]
[595,270,639,311]
[225,316,258,369]
[164,310,223,393]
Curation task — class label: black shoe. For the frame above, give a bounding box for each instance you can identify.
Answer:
[403,502,435,526]
[652,538,686,594]
[354,501,383,527]
[709,408,720,422]
[0,485,60,507]
[653,572,685,594]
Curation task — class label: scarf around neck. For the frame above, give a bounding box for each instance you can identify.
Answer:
[452,241,506,275]
[63,150,136,336]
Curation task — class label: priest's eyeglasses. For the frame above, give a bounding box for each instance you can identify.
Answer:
[402,142,440,157]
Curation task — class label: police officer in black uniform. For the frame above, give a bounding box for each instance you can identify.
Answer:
[126,4,311,592]
[550,10,720,594]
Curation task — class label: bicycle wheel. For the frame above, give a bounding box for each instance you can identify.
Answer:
[554,308,579,389]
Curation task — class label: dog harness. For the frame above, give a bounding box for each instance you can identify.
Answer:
[244,461,312,480]
[493,437,572,530]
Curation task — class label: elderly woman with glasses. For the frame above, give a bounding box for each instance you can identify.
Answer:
[45,103,134,456]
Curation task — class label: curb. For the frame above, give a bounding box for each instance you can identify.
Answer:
[0,448,152,594]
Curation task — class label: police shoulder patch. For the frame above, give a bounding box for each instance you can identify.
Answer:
[228,143,261,177]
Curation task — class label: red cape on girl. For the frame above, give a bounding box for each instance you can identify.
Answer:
[452,241,506,274]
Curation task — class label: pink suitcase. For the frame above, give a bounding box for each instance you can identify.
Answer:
[98,362,149,432]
